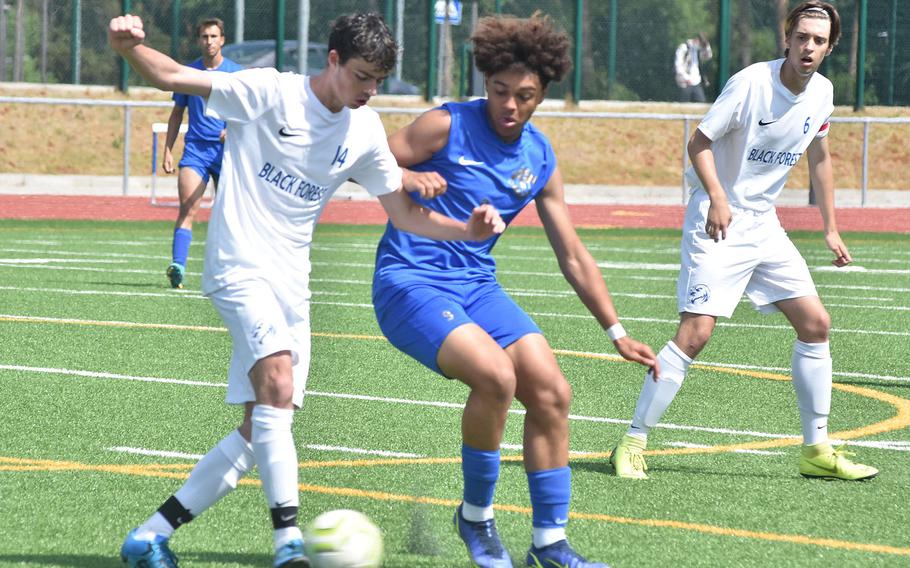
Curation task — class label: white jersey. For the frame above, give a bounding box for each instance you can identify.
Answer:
[686,58,833,212]
[202,68,401,303]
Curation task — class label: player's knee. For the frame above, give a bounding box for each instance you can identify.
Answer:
[253,369,295,407]
[474,365,517,406]
[519,374,571,419]
[797,309,831,342]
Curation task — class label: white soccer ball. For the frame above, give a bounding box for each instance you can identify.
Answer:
[303,509,383,568]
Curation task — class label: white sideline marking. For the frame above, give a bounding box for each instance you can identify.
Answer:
[0,258,127,264]
[6,364,910,451]
[3,282,902,306]
[110,445,424,460]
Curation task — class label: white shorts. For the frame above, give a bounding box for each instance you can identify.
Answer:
[677,191,817,318]
[209,279,311,408]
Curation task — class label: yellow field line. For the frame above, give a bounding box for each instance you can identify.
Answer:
[2,455,907,557]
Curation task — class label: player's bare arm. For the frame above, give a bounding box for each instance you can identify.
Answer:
[688,128,732,242]
[108,14,212,98]
[806,134,852,266]
[162,105,186,174]
[536,167,659,373]
[388,108,451,199]
[377,190,505,241]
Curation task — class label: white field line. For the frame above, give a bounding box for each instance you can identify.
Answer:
[1,275,907,313]
[5,255,910,278]
[4,363,910,452]
[0,285,349,299]
[108,445,424,460]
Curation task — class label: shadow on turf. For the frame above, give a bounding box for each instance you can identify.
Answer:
[0,552,272,566]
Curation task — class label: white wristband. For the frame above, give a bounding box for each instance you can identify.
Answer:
[606,323,627,342]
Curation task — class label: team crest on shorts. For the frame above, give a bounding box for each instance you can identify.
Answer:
[441,310,454,322]
[688,284,710,305]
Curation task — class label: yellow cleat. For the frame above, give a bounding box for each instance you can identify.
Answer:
[610,434,649,480]
[799,442,878,481]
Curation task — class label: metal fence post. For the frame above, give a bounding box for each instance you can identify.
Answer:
[123,106,131,196]
[71,0,80,84]
[854,0,868,111]
[572,0,583,104]
[118,0,131,91]
[276,0,286,71]
[426,0,437,100]
[681,118,690,204]
[862,121,869,206]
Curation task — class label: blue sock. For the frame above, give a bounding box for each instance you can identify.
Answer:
[171,228,192,267]
[462,444,500,507]
[527,467,571,528]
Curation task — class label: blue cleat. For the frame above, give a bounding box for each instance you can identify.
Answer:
[274,538,309,567]
[454,504,512,568]
[166,262,185,289]
[527,539,609,568]
[120,528,179,568]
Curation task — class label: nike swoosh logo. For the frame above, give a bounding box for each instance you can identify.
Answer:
[758,119,778,126]
[279,126,306,137]
[458,156,484,166]
[280,514,296,522]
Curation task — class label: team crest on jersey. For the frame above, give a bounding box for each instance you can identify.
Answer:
[688,284,710,305]
[508,168,537,197]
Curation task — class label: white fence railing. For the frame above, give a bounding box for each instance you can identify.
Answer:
[3,95,908,207]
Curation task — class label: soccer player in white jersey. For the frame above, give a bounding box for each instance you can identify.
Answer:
[109,12,505,568]
[610,1,878,482]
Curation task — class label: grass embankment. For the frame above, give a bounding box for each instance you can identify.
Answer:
[2,84,909,189]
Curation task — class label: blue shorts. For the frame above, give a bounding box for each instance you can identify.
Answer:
[179,139,224,184]
[373,278,541,375]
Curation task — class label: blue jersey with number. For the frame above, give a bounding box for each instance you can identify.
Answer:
[173,57,242,142]
[373,99,557,291]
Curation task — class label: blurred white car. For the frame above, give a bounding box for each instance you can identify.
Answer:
[221,40,421,95]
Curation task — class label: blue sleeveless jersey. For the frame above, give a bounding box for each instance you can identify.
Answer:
[173,57,243,143]
[373,99,557,291]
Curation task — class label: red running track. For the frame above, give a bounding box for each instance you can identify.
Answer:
[0,195,907,233]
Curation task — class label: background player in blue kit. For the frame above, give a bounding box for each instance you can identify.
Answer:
[110,11,504,568]
[373,13,657,568]
[162,17,242,288]
[609,1,878,483]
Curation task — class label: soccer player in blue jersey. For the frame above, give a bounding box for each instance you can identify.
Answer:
[373,13,657,568]
[162,17,242,289]
[110,11,504,568]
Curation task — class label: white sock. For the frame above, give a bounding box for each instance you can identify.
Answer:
[174,429,255,516]
[134,513,174,541]
[791,340,832,446]
[251,404,299,510]
[627,341,691,437]
[461,502,495,522]
[533,526,567,549]
[135,430,255,541]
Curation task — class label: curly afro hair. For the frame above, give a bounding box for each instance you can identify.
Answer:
[471,12,572,89]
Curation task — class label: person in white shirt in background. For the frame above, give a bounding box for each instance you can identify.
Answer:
[675,31,712,102]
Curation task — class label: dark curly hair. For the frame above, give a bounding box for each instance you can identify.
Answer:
[471,12,572,89]
[328,12,398,74]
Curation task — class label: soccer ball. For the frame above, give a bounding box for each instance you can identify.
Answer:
[303,509,383,568]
